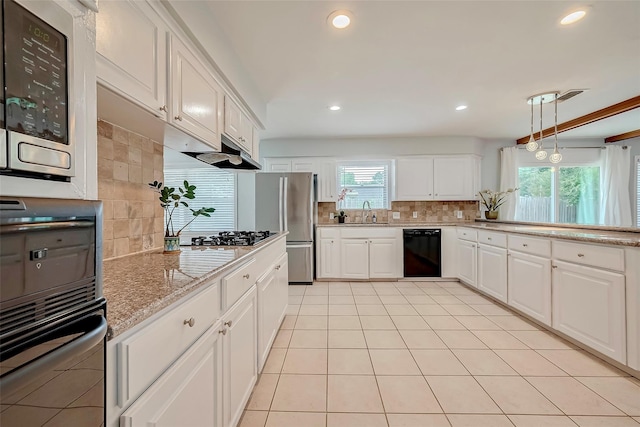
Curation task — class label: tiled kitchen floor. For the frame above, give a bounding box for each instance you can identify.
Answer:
[239,280,640,427]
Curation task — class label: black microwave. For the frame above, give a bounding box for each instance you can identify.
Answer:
[0,0,73,181]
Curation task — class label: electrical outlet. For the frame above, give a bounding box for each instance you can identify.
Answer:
[412,211,418,218]
[392,212,400,219]
[456,210,463,219]
[329,212,334,219]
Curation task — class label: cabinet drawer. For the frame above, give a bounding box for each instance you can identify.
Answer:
[553,240,624,272]
[223,258,259,310]
[118,282,220,406]
[508,235,551,257]
[457,228,477,242]
[317,227,340,239]
[341,227,397,239]
[477,230,506,248]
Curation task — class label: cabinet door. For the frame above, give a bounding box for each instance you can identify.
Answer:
[96,0,167,118]
[291,158,318,173]
[457,239,477,287]
[440,227,457,278]
[433,157,471,200]
[508,252,551,325]
[552,261,626,363]
[120,325,223,427]
[263,158,292,172]
[223,96,242,141]
[395,158,434,200]
[169,35,223,150]
[369,238,399,278]
[257,269,278,372]
[318,238,340,278]
[318,160,337,202]
[239,117,254,154]
[340,239,369,279]
[478,244,508,303]
[223,288,258,427]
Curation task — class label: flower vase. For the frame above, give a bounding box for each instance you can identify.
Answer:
[163,236,181,253]
[338,216,345,223]
[484,210,498,220]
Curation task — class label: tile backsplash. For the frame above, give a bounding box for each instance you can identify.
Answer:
[318,201,479,224]
[97,120,164,259]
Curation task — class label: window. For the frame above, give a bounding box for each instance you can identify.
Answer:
[336,161,391,209]
[163,168,236,234]
[636,156,640,227]
[516,164,600,225]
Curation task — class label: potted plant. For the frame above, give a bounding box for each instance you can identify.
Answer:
[149,180,215,253]
[335,210,348,224]
[477,188,518,220]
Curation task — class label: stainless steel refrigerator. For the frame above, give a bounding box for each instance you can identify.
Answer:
[255,172,315,283]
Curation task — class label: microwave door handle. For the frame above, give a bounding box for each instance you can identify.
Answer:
[0,315,107,397]
[283,177,288,232]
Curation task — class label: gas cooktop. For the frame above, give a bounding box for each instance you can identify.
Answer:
[191,231,271,247]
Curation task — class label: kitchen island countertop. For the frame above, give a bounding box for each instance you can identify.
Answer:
[103,232,287,338]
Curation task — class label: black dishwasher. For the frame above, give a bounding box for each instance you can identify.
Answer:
[403,229,441,277]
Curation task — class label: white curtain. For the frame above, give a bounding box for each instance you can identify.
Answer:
[499,146,519,220]
[600,146,632,226]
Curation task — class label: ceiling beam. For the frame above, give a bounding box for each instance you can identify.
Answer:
[516,95,640,144]
[605,129,640,143]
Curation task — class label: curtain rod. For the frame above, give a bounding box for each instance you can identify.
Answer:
[504,146,628,151]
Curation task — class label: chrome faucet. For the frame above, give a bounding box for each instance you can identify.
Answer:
[362,200,372,223]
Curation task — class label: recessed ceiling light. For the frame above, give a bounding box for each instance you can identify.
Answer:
[456,105,468,111]
[561,10,587,25]
[328,10,352,29]
[329,105,341,111]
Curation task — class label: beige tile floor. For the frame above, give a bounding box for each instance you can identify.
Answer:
[240,280,640,427]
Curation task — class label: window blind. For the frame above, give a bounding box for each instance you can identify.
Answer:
[636,156,640,227]
[336,161,391,209]
[163,168,236,233]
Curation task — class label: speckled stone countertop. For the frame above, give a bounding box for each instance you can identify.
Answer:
[464,222,640,247]
[103,233,287,338]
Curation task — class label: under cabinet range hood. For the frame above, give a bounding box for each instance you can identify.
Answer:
[183,135,261,170]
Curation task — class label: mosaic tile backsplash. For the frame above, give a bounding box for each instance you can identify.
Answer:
[97,120,165,259]
[318,201,479,224]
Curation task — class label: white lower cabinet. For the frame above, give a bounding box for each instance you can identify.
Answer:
[120,323,223,427]
[340,239,369,279]
[257,254,288,372]
[317,238,340,279]
[456,239,477,287]
[552,260,626,363]
[369,238,399,279]
[507,251,552,325]
[477,244,508,303]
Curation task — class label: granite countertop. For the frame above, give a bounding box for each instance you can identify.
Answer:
[318,222,472,227]
[103,232,287,338]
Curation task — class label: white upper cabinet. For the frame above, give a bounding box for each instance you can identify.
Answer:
[319,160,337,202]
[169,35,224,151]
[291,158,318,173]
[263,159,292,172]
[395,155,479,201]
[224,96,254,155]
[96,0,168,119]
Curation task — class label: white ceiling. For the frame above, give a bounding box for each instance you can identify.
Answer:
[200,1,640,141]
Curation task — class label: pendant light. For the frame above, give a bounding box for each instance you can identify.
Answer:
[549,93,563,163]
[535,98,547,160]
[525,98,538,151]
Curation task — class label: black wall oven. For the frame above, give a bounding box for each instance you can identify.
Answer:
[0,197,106,426]
[403,229,442,277]
[0,0,73,181]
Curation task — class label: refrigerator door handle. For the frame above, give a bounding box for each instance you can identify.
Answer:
[278,176,284,232]
[283,176,289,232]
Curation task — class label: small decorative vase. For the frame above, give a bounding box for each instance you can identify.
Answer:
[484,210,499,220]
[338,216,345,223]
[163,236,181,253]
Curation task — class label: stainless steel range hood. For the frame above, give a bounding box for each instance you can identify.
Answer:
[183,135,261,170]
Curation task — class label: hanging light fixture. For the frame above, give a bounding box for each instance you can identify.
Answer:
[549,93,563,164]
[535,97,547,160]
[525,98,538,152]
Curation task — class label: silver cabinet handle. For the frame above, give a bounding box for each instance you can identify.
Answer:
[183,318,195,327]
[224,321,232,327]
[243,274,250,279]
[159,105,167,112]
[577,253,585,258]
[175,115,183,121]
[219,329,227,335]
[522,243,528,247]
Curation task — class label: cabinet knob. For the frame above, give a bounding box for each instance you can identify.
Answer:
[219,329,227,335]
[159,105,168,112]
[331,240,334,243]
[243,273,250,279]
[522,243,528,247]
[429,193,432,196]
[577,253,585,258]
[183,317,195,327]
[175,115,183,121]
[552,265,558,269]
[275,265,281,270]
[224,320,233,327]
[487,237,492,241]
